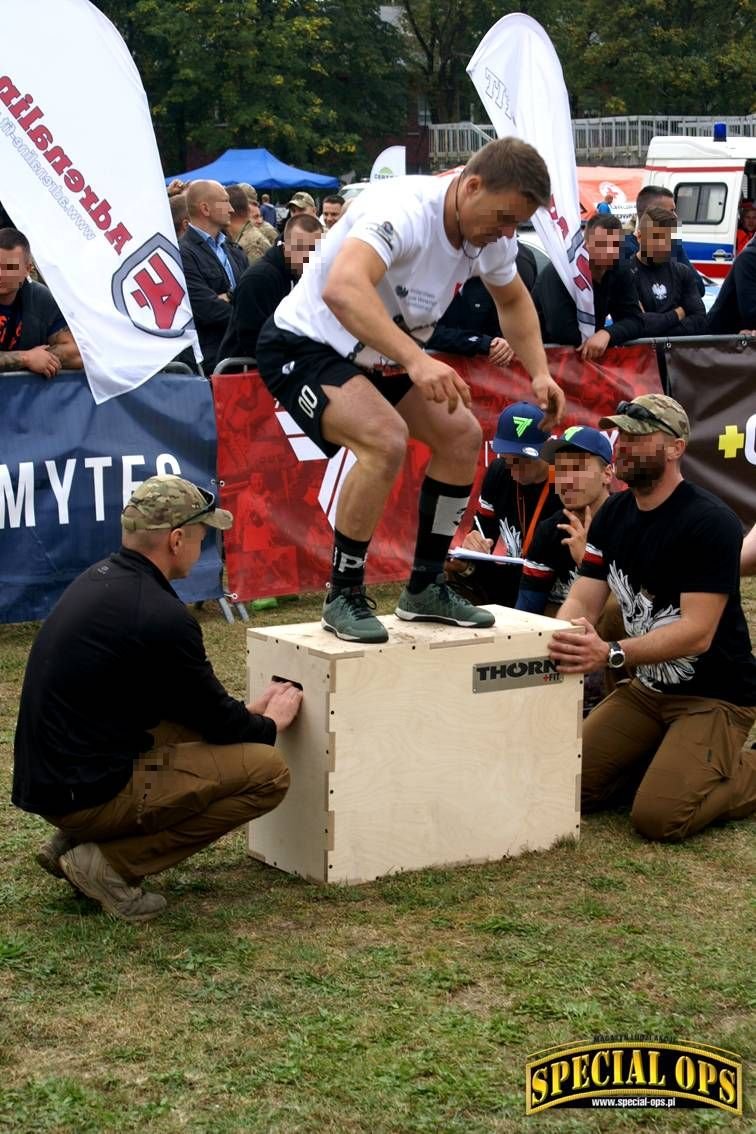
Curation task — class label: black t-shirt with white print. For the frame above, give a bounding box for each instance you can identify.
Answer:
[579,482,756,703]
[518,507,583,611]
[477,458,561,557]
[472,459,561,606]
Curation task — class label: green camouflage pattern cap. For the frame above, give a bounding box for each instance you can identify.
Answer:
[599,394,690,441]
[288,191,316,210]
[121,475,233,532]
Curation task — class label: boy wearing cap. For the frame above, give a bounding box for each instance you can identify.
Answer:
[549,395,756,841]
[446,401,561,608]
[516,425,614,615]
[12,476,302,922]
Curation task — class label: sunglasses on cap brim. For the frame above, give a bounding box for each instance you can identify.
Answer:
[615,401,681,438]
[171,488,217,530]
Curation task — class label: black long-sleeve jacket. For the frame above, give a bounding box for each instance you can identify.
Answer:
[12,549,275,815]
[532,261,644,346]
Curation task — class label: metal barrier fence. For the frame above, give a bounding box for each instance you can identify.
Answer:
[429,116,756,166]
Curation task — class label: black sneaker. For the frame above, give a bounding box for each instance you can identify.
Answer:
[321,584,389,643]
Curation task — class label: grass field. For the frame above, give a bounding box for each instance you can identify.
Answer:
[1,582,754,1133]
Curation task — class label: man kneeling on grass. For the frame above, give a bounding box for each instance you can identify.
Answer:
[11,476,302,923]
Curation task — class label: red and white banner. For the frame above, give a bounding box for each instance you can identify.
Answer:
[0,0,200,403]
[213,347,662,602]
[467,14,594,340]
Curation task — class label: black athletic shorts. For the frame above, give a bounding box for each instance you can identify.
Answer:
[255,316,414,458]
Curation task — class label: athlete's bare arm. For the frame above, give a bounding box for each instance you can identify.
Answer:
[485,275,565,430]
[322,239,471,413]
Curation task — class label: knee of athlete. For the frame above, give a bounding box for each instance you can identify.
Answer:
[368,421,409,474]
[454,412,483,461]
[630,796,687,842]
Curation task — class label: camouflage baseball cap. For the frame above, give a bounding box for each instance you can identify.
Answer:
[121,476,233,532]
[288,191,316,210]
[599,394,690,441]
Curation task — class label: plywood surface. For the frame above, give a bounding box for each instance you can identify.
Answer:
[247,610,582,883]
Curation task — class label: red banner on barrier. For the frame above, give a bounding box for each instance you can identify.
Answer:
[213,345,661,601]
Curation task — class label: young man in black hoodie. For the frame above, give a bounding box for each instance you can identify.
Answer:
[219,213,322,361]
[629,206,706,337]
[533,213,643,360]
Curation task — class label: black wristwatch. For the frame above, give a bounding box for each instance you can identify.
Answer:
[607,641,626,669]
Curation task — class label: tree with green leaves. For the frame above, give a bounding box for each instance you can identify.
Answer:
[96,0,408,175]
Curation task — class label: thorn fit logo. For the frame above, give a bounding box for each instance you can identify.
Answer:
[513,415,533,438]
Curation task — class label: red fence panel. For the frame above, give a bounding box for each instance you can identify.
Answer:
[213,345,661,601]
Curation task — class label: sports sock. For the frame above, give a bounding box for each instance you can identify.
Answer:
[407,477,471,594]
[329,529,371,593]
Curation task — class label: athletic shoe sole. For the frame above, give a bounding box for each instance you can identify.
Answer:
[395,608,494,628]
[321,617,388,643]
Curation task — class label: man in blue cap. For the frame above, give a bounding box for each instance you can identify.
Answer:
[516,425,614,615]
[445,401,561,608]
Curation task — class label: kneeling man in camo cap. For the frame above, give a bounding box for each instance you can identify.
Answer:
[12,475,302,922]
[547,395,756,841]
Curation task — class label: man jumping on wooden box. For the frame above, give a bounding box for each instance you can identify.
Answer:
[255,138,565,644]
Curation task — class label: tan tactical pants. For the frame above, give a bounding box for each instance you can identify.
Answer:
[45,723,290,882]
[581,679,756,841]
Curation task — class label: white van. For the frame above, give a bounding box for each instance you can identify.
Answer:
[645,129,756,279]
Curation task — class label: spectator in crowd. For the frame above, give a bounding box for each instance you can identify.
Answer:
[179,180,247,374]
[249,199,279,247]
[516,426,614,615]
[533,213,644,360]
[226,184,271,265]
[445,402,561,609]
[287,191,319,219]
[0,228,82,377]
[236,185,279,245]
[741,523,756,575]
[706,234,756,334]
[218,213,323,361]
[736,205,756,255]
[260,193,278,228]
[620,185,705,295]
[549,394,756,841]
[13,475,301,923]
[595,189,615,216]
[170,192,189,241]
[428,245,539,366]
[322,195,345,229]
[629,206,707,337]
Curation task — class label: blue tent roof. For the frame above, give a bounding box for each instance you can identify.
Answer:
[167,148,339,190]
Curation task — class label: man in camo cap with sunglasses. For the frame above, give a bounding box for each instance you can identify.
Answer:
[13,475,302,923]
[547,394,756,841]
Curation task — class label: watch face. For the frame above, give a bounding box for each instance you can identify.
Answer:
[608,645,625,668]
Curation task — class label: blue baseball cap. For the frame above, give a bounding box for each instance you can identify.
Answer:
[491,401,549,458]
[540,425,614,465]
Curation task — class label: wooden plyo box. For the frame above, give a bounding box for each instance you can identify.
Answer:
[246,608,582,884]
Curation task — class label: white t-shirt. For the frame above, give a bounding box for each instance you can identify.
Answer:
[274,175,518,370]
